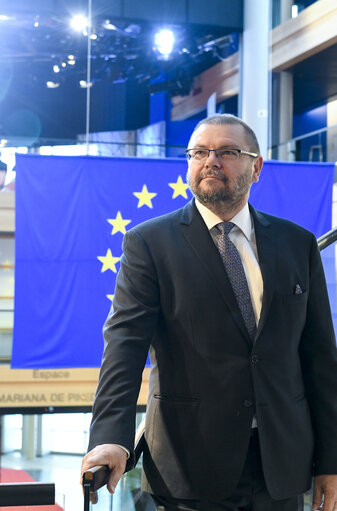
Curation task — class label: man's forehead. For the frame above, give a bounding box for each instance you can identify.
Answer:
[189,123,246,146]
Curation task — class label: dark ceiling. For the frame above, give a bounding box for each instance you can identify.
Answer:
[0,0,242,87]
[0,0,335,142]
[0,0,242,140]
[0,18,238,92]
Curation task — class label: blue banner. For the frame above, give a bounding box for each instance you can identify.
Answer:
[250,160,333,237]
[12,155,334,368]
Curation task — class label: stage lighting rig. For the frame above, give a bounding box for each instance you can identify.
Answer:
[154,29,175,58]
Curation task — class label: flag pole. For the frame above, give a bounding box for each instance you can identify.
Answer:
[85,0,92,155]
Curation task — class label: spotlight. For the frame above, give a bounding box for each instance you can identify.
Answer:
[68,59,76,66]
[61,62,67,68]
[90,33,98,40]
[34,21,39,28]
[70,14,88,32]
[46,81,60,88]
[79,80,93,88]
[154,29,174,57]
[0,15,10,21]
[53,65,60,73]
[68,54,75,60]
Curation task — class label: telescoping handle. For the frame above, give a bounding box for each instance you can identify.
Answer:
[83,465,110,510]
[83,419,146,509]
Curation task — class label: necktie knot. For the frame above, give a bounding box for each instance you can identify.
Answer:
[217,222,235,236]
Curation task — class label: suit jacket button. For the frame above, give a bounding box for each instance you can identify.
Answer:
[244,400,253,407]
[251,355,259,364]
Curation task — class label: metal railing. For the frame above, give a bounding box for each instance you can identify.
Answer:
[317,226,337,251]
[270,123,337,163]
[0,482,55,507]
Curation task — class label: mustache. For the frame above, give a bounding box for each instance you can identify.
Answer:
[199,169,228,182]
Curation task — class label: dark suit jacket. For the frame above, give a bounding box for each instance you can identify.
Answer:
[88,199,337,501]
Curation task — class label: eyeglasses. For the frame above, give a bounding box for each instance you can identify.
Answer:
[185,148,259,161]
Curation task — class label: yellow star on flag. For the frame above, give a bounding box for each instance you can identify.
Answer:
[107,211,131,235]
[133,184,157,208]
[97,249,120,273]
[107,294,114,302]
[169,175,189,199]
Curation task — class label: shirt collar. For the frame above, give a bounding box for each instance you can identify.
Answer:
[195,199,253,241]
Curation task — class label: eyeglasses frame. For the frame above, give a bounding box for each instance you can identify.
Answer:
[185,148,259,160]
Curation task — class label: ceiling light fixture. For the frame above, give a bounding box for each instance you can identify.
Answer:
[53,65,60,73]
[154,29,175,57]
[70,14,88,32]
[46,81,60,88]
[79,80,93,88]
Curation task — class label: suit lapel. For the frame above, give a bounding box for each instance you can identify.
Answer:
[180,200,251,345]
[179,201,278,345]
[250,206,276,341]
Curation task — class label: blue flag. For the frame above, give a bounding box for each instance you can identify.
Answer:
[12,155,334,368]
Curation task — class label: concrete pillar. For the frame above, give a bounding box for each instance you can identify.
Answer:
[240,0,271,159]
[280,0,293,22]
[276,0,294,161]
[327,99,337,164]
[36,414,53,456]
[207,92,217,117]
[278,71,294,161]
[22,414,37,459]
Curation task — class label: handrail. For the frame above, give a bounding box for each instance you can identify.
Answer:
[317,227,337,251]
[0,482,55,507]
[269,121,337,152]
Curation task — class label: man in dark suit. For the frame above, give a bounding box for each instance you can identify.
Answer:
[82,114,337,510]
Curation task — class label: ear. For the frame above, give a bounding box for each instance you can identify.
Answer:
[252,156,263,183]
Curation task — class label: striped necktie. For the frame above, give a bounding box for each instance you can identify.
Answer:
[217,222,257,340]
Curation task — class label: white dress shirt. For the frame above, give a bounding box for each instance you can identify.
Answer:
[195,200,264,326]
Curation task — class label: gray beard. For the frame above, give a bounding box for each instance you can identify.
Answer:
[187,170,252,207]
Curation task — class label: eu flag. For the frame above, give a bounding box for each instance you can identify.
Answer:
[12,154,190,368]
[12,155,335,368]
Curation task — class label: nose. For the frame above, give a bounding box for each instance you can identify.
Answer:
[205,149,221,166]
